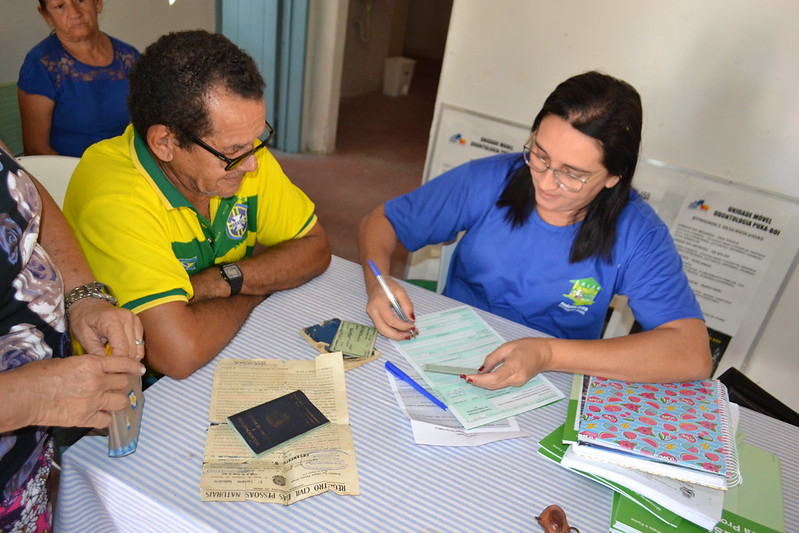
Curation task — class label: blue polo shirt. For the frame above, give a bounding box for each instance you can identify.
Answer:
[385,153,703,339]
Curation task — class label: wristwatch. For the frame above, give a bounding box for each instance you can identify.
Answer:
[64,281,118,312]
[218,263,244,296]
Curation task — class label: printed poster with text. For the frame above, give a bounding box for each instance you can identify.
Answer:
[670,188,792,362]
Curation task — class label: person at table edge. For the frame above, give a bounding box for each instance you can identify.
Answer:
[63,30,331,379]
[359,71,712,388]
[0,140,145,530]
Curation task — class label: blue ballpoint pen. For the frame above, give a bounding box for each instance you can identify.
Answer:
[385,361,448,411]
[367,259,416,339]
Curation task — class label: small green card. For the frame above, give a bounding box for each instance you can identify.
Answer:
[330,320,378,359]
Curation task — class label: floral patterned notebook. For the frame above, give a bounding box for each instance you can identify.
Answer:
[577,377,740,483]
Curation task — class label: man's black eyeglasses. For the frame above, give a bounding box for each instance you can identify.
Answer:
[190,120,275,171]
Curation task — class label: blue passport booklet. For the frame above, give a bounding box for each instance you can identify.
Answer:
[227,390,330,457]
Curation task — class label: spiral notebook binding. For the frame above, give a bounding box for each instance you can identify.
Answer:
[717,381,742,487]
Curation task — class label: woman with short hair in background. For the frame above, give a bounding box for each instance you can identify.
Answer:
[18,0,139,156]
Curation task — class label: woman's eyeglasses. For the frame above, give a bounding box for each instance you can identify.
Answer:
[522,132,606,193]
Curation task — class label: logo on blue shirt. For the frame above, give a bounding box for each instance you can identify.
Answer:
[563,277,601,306]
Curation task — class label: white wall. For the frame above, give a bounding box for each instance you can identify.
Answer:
[0,0,215,83]
[439,1,799,195]
[339,0,397,98]
[435,0,799,409]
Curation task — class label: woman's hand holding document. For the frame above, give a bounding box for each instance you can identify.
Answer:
[393,306,564,430]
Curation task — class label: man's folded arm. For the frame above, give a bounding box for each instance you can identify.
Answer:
[142,222,331,379]
[191,221,332,301]
[139,295,264,379]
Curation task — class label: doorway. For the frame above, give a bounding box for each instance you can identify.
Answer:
[276,0,452,278]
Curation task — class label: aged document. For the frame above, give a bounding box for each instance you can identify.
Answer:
[200,352,359,504]
[299,318,381,371]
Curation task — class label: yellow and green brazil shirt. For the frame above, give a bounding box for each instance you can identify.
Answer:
[63,125,317,314]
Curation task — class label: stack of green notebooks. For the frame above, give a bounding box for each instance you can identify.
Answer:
[538,374,786,532]
[607,440,785,533]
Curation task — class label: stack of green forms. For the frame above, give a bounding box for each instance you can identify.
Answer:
[537,375,785,532]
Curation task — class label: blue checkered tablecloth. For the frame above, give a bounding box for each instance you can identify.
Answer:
[55,256,799,532]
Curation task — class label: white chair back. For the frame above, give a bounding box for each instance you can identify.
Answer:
[15,155,80,208]
[436,241,455,294]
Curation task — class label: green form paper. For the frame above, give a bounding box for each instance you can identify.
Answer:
[330,320,378,359]
[394,306,564,429]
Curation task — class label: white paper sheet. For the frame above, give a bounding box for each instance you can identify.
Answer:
[385,369,530,447]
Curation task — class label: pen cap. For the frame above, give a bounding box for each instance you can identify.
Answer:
[367,260,381,278]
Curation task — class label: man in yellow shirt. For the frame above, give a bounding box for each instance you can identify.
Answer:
[64,30,331,379]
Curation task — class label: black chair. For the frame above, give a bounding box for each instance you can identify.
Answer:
[718,367,799,428]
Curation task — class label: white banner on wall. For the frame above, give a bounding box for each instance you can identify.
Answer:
[670,190,789,335]
[408,104,529,282]
[633,159,799,374]
[422,103,530,183]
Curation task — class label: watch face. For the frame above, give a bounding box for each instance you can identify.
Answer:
[222,264,242,278]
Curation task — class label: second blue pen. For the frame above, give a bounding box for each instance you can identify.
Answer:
[385,360,448,411]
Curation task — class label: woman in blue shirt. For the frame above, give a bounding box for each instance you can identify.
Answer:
[359,71,712,388]
[18,0,139,156]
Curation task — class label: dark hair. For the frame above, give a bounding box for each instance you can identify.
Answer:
[128,30,266,146]
[497,71,642,263]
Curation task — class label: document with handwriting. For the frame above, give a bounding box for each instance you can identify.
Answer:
[393,306,563,429]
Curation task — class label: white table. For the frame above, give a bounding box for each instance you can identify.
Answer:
[55,256,799,532]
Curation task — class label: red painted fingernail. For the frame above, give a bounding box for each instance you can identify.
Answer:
[410,313,416,320]
[478,365,485,372]
[404,333,412,340]
[459,374,466,379]
[466,377,473,383]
